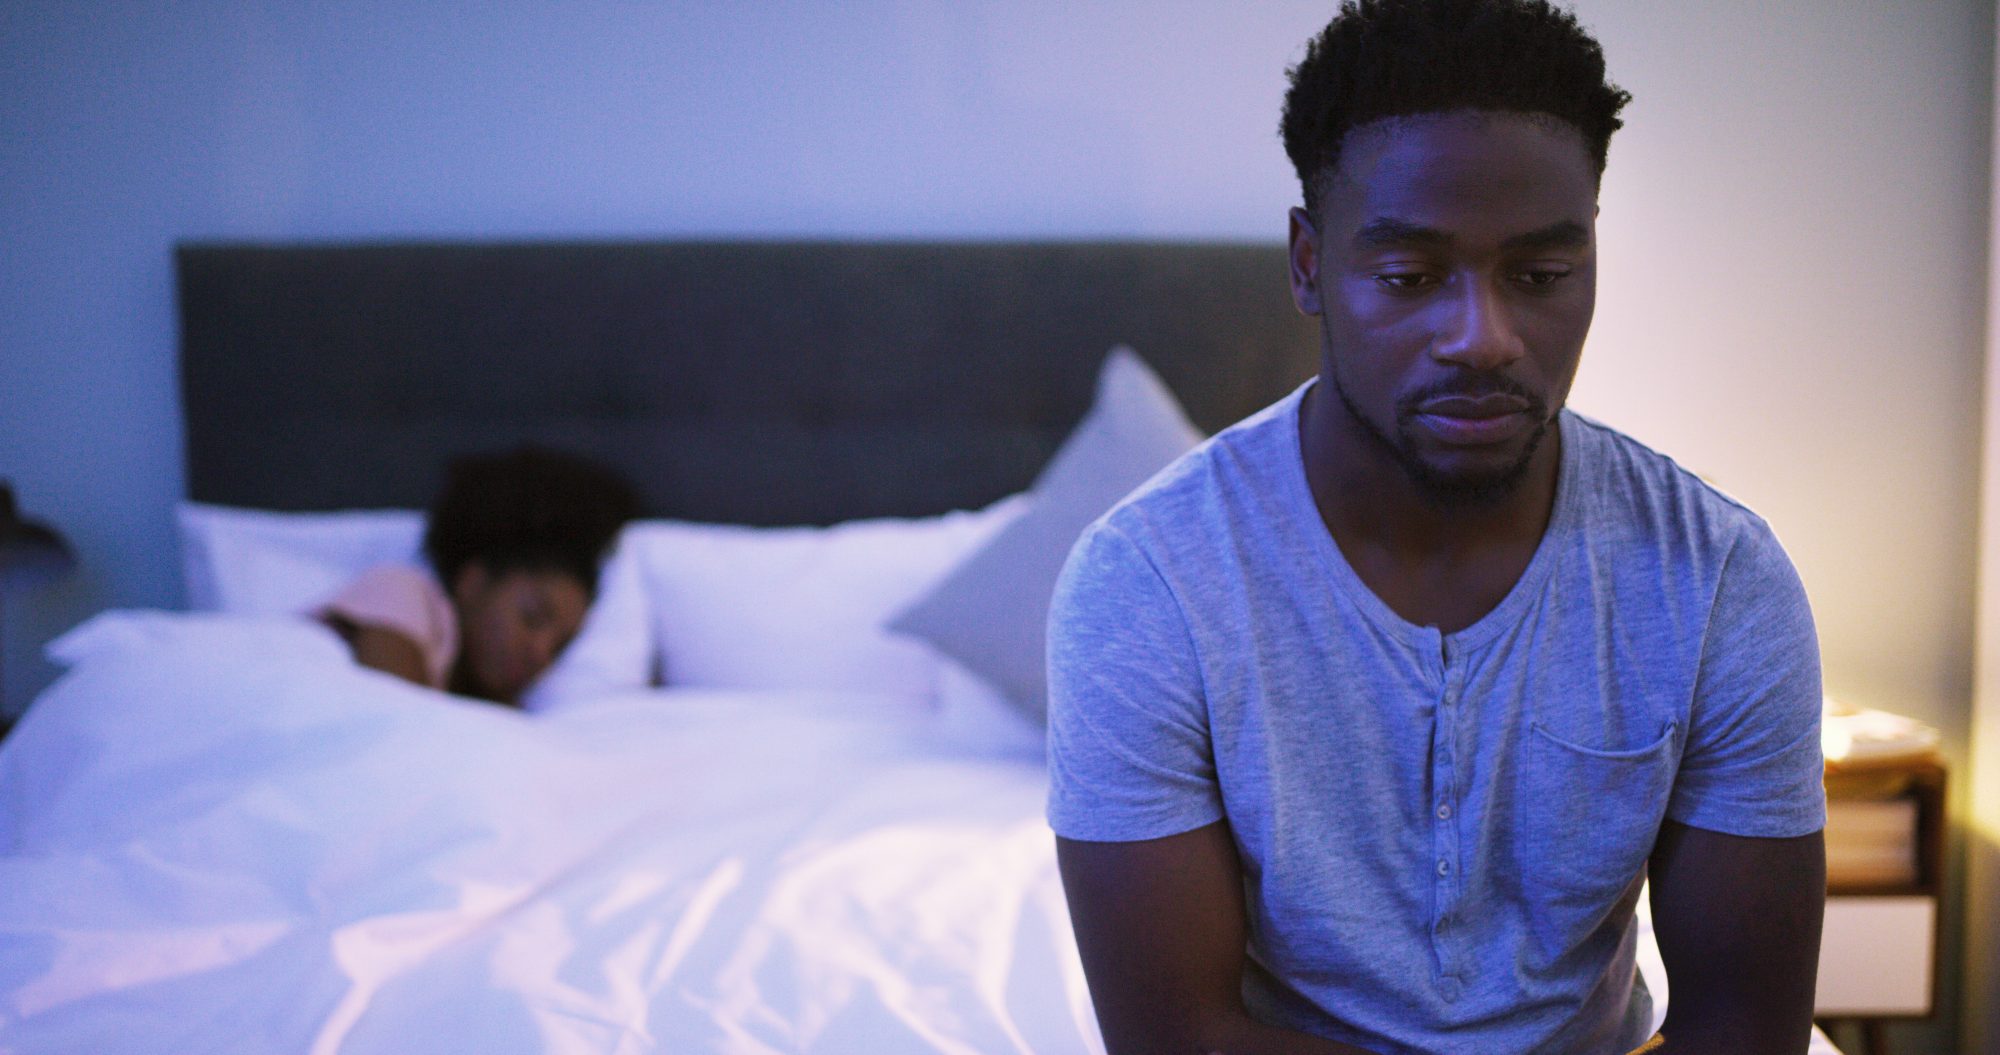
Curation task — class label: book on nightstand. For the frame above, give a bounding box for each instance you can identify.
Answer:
[1824,796,1918,888]
[1815,698,1945,1023]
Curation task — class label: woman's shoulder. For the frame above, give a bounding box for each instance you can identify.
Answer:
[319,563,458,686]
[335,563,448,602]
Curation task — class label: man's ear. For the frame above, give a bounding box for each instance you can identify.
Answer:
[1288,206,1325,317]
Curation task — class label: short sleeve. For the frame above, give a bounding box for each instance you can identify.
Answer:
[1666,522,1826,837]
[1045,521,1223,842]
[318,564,459,689]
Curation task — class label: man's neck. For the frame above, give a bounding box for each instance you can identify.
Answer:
[1297,381,1563,631]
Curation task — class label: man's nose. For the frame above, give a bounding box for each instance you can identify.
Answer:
[1430,279,1526,372]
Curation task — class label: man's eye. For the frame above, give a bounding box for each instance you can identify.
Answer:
[1374,272,1437,293]
[1515,267,1572,288]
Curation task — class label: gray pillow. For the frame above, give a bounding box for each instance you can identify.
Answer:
[888,346,1203,723]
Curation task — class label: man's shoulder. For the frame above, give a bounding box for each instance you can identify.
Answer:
[1564,411,1777,554]
[1059,387,1307,617]
[1098,386,1303,540]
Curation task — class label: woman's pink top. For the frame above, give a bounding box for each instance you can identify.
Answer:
[318,564,459,688]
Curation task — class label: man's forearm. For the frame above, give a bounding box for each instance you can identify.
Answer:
[1652,1024,1812,1055]
[1649,824,1824,1055]
[1193,1012,1385,1055]
[1205,1006,1674,1055]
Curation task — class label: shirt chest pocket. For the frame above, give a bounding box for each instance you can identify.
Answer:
[1523,720,1679,907]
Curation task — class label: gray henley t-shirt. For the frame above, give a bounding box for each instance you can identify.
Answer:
[1046,382,1825,1055]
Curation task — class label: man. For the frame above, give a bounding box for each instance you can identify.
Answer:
[1045,2,1826,1053]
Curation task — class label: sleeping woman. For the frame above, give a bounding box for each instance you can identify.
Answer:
[317,446,639,706]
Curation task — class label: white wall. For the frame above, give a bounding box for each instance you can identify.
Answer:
[2,3,1991,1048]
[1964,10,2000,1053]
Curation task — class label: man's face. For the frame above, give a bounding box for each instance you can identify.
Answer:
[1288,111,1599,503]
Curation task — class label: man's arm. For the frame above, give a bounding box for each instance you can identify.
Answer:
[1057,821,1378,1055]
[1647,819,1825,1054]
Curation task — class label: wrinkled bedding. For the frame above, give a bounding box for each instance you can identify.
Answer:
[0,614,1837,1054]
[1,615,1091,1053]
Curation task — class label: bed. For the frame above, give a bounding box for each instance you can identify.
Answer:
[0,241,1840,1054]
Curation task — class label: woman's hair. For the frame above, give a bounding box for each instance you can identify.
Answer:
[1280,0,1631,215]
[423,445,639,595]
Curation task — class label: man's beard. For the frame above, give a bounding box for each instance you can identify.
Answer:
[1325,365,1553,508]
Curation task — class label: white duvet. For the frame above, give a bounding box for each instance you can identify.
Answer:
[0,614,1838,1055]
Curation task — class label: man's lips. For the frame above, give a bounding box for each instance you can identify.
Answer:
[1409,392,1536,445]
[1414,393,1531,418]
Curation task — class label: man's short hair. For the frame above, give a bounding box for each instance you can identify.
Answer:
[1280,0,1632,214]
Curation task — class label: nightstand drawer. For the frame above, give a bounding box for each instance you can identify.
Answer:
[1815,895,1935,1015]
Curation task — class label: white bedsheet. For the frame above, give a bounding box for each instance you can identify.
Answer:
[0,613,1838,1054]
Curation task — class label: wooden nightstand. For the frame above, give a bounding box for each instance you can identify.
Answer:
[1814,754,1946,1055]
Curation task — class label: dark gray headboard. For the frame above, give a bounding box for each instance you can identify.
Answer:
[176,241,1316,525]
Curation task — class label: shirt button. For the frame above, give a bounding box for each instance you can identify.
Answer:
[1436,859,1450,877]
[1436,803,1452,820]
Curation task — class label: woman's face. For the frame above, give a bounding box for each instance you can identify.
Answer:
[449,563,591,704]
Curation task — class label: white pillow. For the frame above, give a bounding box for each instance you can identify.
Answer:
[930,654,1045,759]
[176,503,423,615]
[174,501,655,701]
[631,495,1027,700]
[518,535,656,713]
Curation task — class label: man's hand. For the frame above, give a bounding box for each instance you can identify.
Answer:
[1057,821,1380,1055]
[1648,819,1825,1054]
